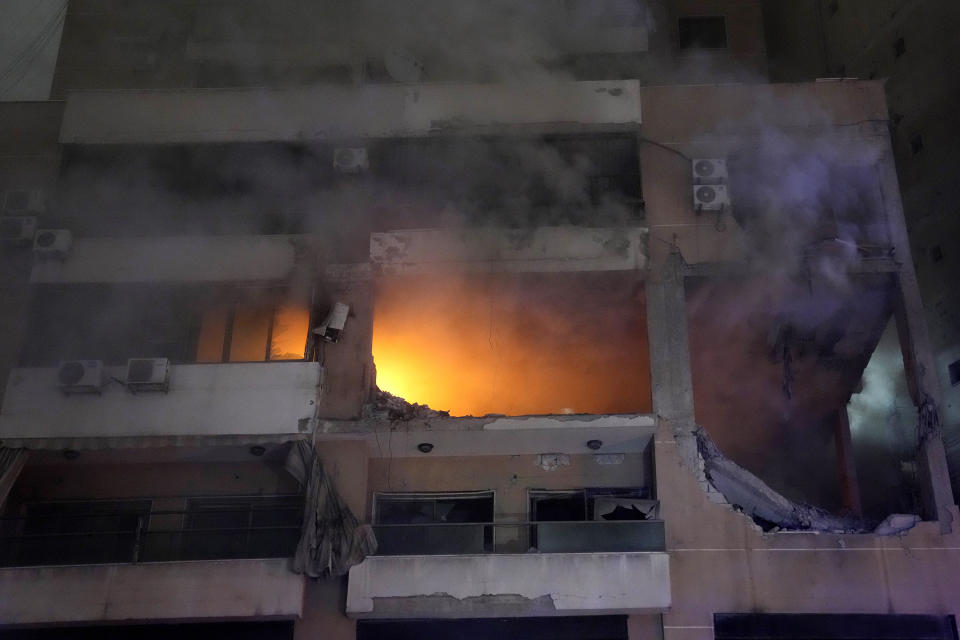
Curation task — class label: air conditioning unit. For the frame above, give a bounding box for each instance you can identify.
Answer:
[693,184,730,211]
[1,216,38,247]
[333,148,369,173]
[125,357,170,392]
[57,360,104,395]
[691,158,727,182]
[2,189,46,214]
[33,229,72,260]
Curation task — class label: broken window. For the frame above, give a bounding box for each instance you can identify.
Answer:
[373,492,494,555]
[372,272,652,417]
[528,488,658,552]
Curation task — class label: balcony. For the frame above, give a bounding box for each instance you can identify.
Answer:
[347,520,670,618]
[0,362,321,444]
[0,502,301,568]
[0,500,305,625]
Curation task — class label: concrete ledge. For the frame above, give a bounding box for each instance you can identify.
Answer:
[0,362,321,440]
[0,558,305,626]
[370,227,648,274]
[346,552,671,618]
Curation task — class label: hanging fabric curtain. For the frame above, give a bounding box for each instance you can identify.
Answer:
[0,448,28,513]
[286,440,377,577]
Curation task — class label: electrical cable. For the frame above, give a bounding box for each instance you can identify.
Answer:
[638,137,692,162]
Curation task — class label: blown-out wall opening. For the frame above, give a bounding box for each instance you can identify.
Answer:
[372,271,651,417]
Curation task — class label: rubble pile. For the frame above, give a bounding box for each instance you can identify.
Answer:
[365,387,450,422]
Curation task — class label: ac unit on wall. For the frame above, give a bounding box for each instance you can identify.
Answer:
[33,229,72,260]
[125,357,170,393]
[2,190,46,215]
[57,360,104,395]
[0,216,38,247]
[691,158,728,182]
[693,184,730,211]
[333,148,369,173]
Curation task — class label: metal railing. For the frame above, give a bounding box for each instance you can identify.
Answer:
[372,519,665,556]
[0,507,302,568]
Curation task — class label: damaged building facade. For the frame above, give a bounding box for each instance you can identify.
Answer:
[0,1,958,639]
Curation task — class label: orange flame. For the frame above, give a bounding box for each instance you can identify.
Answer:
[372,272,652,417]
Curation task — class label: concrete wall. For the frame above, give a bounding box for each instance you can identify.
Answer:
[0,362,321,443]
[0,558,305,626]
[655,421,960,640]
[639,81,888,269]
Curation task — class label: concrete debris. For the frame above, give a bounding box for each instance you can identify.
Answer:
[694,426,865,533]
[536,453,570,471]
[873,513,921,536]
[364,387,449,422]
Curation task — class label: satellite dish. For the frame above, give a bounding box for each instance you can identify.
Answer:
[383,46,424,83]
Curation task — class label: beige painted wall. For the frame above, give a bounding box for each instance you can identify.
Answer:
[656,421,960,640]
[367,452,651,522]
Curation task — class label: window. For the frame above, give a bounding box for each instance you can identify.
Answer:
[173,495,302,561]
[678,16,728,50]
[20,284,311,366]
[527,488,658,553]
[529,488,651,523]
[949,359,960,386]
[373,492,494,555]
[375,492,494,525]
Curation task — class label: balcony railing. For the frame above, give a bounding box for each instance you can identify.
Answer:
[0,507,301,568]
[372,520,665,556]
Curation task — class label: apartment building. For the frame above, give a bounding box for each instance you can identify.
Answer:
[0,2,958,639]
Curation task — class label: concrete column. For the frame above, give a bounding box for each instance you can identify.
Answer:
[645,251,695,427]
[835,409,863,516]
[876,138,956,531]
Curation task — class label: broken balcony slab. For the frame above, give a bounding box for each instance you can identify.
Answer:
[346,552,670,619]
[318,413,656,458]
[370,227,648,274]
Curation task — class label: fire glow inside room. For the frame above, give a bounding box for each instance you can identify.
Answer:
[371,271,652,417]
